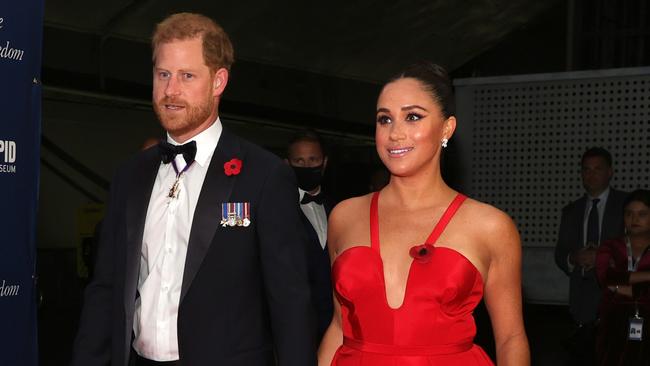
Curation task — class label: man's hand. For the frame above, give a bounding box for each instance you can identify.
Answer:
[571,247,597,270]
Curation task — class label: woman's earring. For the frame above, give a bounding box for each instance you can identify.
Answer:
[441,138,448,148]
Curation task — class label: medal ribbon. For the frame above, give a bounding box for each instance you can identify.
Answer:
[168,159,195,198]
[171,159,194,176]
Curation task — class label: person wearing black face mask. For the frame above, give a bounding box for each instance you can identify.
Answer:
[285,130,333,343]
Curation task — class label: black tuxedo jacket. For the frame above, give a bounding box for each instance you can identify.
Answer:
[72,129,316,366]
[299,197,334,341]
[554,188,627,324]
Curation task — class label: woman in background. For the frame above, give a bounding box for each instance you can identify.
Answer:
[596,189,650,365]
[318,62,529,366]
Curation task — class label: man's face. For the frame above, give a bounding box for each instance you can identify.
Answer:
[152,37,225,143]
[581,156,613,195]
[287,141,327,169]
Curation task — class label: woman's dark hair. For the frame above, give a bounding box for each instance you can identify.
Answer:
[624,189,650,210]
[387,61,455,119]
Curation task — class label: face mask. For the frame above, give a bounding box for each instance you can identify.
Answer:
[292,165,323,191]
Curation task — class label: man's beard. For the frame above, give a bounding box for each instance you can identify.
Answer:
[154,96,215,138]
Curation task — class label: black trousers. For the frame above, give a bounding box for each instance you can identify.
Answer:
[130,348,179,366]
[566,322,596,366]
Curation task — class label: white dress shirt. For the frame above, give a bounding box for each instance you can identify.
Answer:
[299,188,327,249]
[133,119,222,361]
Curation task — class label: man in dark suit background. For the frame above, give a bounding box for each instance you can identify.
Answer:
[285,130,333,342]
[555,147,627,366]
[71,13,315,366]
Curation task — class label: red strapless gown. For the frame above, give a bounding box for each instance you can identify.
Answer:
[331,192,494,365]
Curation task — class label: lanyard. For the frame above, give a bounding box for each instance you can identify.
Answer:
[627,236,650,272]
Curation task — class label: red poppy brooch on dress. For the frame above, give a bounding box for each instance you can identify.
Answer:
[409,244,434,263]
[224,158,242,176]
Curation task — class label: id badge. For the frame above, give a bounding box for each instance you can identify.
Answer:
[629,316,644,341]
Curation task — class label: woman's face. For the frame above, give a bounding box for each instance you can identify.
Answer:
[375,77,455,178]
[624,200,650,236]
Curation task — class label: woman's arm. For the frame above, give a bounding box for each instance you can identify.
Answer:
[595,240,631,286]
[317,297,342,366]
[482,209,530,366]
[628,271,650,284]
[607,285,634,297]
[596,241,650,297]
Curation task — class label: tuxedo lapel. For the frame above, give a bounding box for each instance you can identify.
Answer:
[300,211,321,248]
[602,189,624,240]
[123,150,160,321]
[181,129,241,303]
[575,196,587,247]
[324,199,333,217]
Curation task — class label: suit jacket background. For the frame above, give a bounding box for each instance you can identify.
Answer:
[300,196,334,341]
[555,187,627,324]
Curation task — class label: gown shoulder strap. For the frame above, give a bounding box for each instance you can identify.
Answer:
[425,194,467,245]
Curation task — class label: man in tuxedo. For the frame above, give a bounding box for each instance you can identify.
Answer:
[285,130,333,342]
[71,13,315,366]
[555,147,627,365]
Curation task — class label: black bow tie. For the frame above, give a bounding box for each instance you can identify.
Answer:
[158,140,197,165]
[301,192,324,205]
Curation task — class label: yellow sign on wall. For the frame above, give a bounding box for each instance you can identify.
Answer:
[76,203,105,278]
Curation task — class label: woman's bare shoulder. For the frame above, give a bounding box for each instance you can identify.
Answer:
[328,193,373,254]
[330,193,373,224]
[460,197,519,248]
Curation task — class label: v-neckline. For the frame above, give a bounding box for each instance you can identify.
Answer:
[370,191,466,310]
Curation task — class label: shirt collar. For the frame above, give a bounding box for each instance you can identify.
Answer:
[298,187,321,201]
[166,117,222,167]
[587,187,610,203]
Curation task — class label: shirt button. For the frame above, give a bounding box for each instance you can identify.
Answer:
[162,285,169,292]
[166,247,172,253]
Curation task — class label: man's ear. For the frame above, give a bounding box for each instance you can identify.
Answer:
[213,68,229,97]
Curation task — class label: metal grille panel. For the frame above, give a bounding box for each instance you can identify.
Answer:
[457,69,650,248]
[455,68,650,303]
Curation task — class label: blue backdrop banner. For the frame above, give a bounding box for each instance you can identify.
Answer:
[0,1,44,365]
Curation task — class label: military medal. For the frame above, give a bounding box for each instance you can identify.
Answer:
[221,202,251,227]
[168,160,193,199]
[242,202,251,227]
[168,174,183,198]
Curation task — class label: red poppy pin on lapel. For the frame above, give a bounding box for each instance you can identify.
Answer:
[224,158,242,176]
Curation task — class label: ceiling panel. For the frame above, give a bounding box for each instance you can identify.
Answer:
[43,0,558,82]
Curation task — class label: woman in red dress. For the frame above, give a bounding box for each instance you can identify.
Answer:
[596,189,650,365]
[317,62,529,366]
